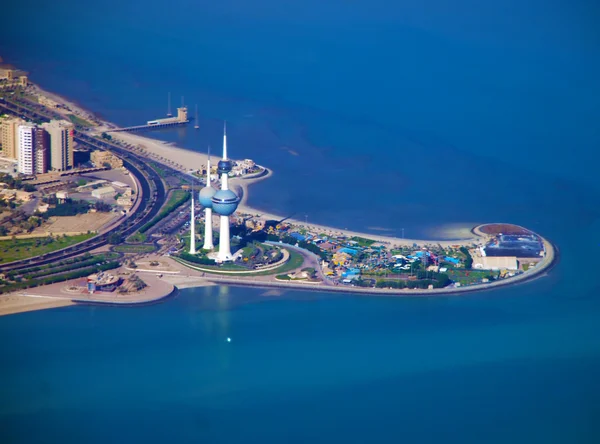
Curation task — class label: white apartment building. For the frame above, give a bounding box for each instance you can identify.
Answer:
[17,125,35,175]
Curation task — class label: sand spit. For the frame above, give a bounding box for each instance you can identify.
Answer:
[0,295,74,317]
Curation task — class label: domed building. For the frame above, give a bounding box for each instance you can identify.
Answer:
[212,188,239,216]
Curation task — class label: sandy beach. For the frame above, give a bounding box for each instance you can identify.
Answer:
[0,294,74,317]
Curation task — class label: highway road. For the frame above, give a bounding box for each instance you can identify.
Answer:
[0,99,169,272]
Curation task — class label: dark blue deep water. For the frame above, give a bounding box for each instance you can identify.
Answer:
[1,1,600,442]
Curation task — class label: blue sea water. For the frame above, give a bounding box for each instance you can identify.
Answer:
[1,0,600,442]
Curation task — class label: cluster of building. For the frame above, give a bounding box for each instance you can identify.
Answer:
[472,233,545,272]
[200,158,258,180]
[0,116,74,175]
[90,151,123,169]
[147,106,188,126]
[0,68,28,87]
[0,183,34,203]
[87,271,120,293]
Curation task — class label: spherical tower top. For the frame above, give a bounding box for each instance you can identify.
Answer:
[217,159,233,175]
[212,189,240,216]
[198,185,216,208]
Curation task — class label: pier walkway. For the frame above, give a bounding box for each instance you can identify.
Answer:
[107,120,189,133]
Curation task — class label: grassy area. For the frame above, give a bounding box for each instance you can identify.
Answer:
[0,261,120,295]
[445,269,495,286]
[241,245,257,257]
[200,262,247,271]
[139,189,190,233]
[252,248,304,275]
[112,244,156,254]
[66,114,94,128]
[149,162,169,178]
[351,236,376,247]
[5,252,120,280]
[176,247,306,276]
[0,233,95,263]
[390,248,412,255]
[126,232,147,244]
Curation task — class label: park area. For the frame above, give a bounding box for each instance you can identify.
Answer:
[0,233,95,263]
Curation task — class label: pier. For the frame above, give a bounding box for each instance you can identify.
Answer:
[107,105,189,133]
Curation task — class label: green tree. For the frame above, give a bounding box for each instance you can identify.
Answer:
[108,233,123,245]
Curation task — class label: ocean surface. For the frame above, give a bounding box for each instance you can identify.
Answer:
[1,0,600,442]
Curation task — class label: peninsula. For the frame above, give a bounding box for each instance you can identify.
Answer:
[0,67,557,316]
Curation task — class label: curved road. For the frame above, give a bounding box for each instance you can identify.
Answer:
[0,101,168,273]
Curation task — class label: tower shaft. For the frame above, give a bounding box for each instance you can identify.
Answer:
[189,193,196,254]
[203,207,214,250]
[214,122,238,262]
[217,215,232,261]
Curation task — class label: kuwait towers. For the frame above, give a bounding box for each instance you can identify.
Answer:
[189,181,197,254]
[198,147,216,250]
[211,123,240,262]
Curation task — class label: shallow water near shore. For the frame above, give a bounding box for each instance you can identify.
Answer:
[1,0,600,442]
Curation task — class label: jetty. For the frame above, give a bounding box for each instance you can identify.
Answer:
[108,106,189,133]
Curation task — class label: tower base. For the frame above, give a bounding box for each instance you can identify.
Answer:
[207,251,234,263]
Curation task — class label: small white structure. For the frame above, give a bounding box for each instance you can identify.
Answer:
[111,181,129,189]
[476,256,518,271]
[92,186,116,199]
[55,191,69,203]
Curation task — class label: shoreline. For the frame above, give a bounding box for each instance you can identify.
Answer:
[27,81,478,245]
[0,234,558,317]
[0,78,558,316]
[161,236,558,298]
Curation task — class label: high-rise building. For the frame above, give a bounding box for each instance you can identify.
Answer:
[211,124,240,262]
[33,127,49,174]
[198,147,216,251]
[43,120,74,171]
[0,116,25,159]
[17,125,35,175]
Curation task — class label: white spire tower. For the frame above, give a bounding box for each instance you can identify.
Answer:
[199,146,215,250]
[211,122,240,262]
[189,187,196,255]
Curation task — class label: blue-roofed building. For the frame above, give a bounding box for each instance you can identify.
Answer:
[339,247,358,255]
[290,232,306,241]
[444,257,460,265]
[342,268,361,278]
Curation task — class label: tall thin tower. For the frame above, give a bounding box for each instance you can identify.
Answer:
[199,147,216,250]
[211,123,240,262]
[189,181,196,255]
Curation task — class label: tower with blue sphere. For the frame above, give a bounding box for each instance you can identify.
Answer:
[211,123,240,261]
[198,147,216,250]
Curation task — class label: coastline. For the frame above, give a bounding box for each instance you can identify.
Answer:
[0,79,558,316]
[159,236,557,298]
[28,82,478,246]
